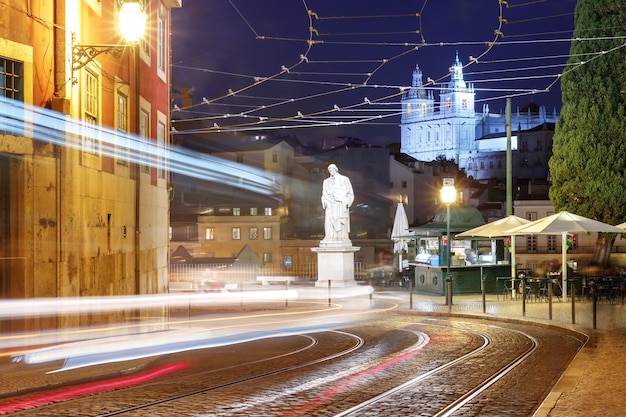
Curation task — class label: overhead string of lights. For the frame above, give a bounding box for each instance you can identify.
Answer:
[171,1,622,136]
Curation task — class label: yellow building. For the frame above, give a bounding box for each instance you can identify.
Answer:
[0,0,181,329]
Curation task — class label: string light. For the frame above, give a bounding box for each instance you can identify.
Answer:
[171,1,622,137]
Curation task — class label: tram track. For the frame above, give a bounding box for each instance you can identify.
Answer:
[6,314,584,417]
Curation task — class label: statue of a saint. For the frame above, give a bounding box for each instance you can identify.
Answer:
[321,164,354,242]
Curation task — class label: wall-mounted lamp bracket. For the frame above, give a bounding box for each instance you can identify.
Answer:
[71,33,126,76]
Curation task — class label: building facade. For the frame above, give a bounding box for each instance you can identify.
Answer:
[0,1,180,321]
[400,53,559,180]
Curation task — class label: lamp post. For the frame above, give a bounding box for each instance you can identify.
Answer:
[441,178,456,309]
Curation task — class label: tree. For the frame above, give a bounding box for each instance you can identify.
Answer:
[548,0,626,266]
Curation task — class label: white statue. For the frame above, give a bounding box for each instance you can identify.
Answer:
[321,164,354,242]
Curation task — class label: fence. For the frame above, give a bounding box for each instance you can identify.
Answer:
[170,262,367,285]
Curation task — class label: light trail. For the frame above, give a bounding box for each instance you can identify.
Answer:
[0,95,280,196]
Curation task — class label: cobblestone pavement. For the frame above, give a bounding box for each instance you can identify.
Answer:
[1,289,625,416]
[385,291,626,417]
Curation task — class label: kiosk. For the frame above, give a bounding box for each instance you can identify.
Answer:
[409,206,510,296]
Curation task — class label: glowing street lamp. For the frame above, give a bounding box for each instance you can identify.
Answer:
[441,178,456,309]
[118,1,148,43]
[71,0,147,73]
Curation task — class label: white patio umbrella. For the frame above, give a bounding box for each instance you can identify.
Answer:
[391,202,411,272]
[505,211,626,301]
[456,215,531,298]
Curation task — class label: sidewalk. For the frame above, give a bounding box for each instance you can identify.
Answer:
[392,292,626,417]
[1,290,624,416]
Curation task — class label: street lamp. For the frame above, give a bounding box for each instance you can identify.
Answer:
[71,0,147,73]
[441,178,456,309]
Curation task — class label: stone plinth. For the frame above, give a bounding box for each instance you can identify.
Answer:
[311,241,360,287]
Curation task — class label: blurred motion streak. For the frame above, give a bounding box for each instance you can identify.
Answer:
[13,323,357,372]
[0,362,190,414]
[0,96,279,195]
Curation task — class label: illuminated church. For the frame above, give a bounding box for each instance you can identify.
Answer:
[400,53,559,179]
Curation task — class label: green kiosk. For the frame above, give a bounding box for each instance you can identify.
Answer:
[408,206,511,296]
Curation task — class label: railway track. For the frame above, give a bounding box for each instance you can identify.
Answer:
[5,314,585,416]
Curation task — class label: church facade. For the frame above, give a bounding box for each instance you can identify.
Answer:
[400,53,559,180]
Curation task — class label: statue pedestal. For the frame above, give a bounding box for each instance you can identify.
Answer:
[311,241,360,287]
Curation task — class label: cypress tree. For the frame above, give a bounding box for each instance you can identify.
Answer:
[548,0,626,265]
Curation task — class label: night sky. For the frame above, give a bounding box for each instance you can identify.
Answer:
[170,1,577,145]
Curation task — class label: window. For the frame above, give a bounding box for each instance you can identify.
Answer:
[462,99,468,109]
[445,97,451,110]
[263,253,272,263]
[236,153,244,163]
[140,1,151,56]
[0,57,23,100]
[401,180,407,189]
[205,227,214,240]
[272,151,278,163]
[250,207,257,215]
[232,227,241,240]
[83,69,100,154]
[116,93,128,132]
[547,235,557,253]
[157,5,166,75]
[249,227,258,240]
[421,103,426,114]
[526,212,537,221]
[263,227,272,240]
[140,108,150,173]
[157,120,166,179]
[116,90,129,165]
[526,236,537,253]
[233,208,240,216]
[264,208,272,216]
[0,56,24,135]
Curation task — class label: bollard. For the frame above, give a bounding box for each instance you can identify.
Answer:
[592,282,597,329]
[571,281,576,324]
[285,280,289,307]
[548,278,553,320]
[521,276,527,317]
[328,279,331,307]
[481,274,486,314]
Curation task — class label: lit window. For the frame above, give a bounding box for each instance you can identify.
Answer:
[116,91,128,166]
[232,227,241,240]
[263,253,272,263]
[83,69,100,154]
[140,108,150,173]
[250,207,257,215]
[446,97,451,110]
[263,227,272,240]
[205,228,214,240]
[233,208,240,216]
[421,103,426,114]
[249,227,258,240]
[265,208,272,216]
